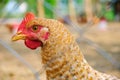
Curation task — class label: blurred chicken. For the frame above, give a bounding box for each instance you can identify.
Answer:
[6,23,19,34]
[12,12,119,80]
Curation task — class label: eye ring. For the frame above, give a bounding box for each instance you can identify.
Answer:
[32,25,38,31]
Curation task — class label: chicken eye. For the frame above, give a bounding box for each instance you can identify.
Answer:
[32,25,38,31]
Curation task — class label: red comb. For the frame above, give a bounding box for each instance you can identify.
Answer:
[18,12,35,32]
[24,12,35,23]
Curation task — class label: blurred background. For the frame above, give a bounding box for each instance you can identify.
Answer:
[0,0,120,80]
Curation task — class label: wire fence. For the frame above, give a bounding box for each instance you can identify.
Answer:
[43,1,120,69]
[0,39,41,80]
[0,1,120,80]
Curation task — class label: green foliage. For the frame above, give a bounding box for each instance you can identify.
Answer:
[0,0,9,17]
[24,0,37,15]
[0,0,38,18]
[104,10,115,21]
[44,0,57,18]
[0,0,9,3]
[61,0,68,4]
[76,0,83,3]
[15,0,38,15]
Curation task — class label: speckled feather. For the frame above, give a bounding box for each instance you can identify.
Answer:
[27,18,119,80]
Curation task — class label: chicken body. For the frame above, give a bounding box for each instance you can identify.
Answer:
[37,19,119,80]
[12,13,119,80]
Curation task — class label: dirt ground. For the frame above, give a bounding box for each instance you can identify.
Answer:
[0,22,120,80]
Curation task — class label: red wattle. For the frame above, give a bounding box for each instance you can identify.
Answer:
[25,39,42,50]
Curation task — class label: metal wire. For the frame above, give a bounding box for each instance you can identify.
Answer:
[76,37,120,69]
[0,1,119,80]
[43,1,120,69]
[0,39,41,80]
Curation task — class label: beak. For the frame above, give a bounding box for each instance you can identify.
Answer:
[12,32,26,41]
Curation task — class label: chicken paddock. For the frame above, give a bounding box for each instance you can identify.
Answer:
[0,22,120,80]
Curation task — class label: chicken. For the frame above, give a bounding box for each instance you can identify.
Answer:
[6,23,19,34]
[12,12,120,80]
